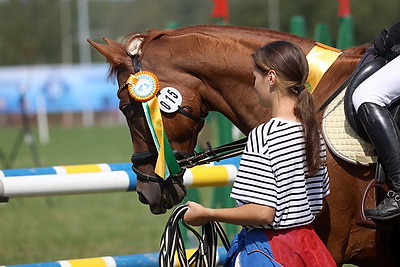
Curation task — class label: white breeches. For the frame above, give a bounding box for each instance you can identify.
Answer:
[352,55,400,112]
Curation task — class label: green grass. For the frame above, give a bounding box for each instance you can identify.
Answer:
[0,125,177,265]
[0,193,173,264]
[0,125,133,168]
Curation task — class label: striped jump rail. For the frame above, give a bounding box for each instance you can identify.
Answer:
[0,247,228,267]
[0,157,240,200]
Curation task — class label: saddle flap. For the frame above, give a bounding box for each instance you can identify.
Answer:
[322,89,376,166]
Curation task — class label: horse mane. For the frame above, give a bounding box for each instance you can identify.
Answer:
[107,24,361,80]
[138,24,307,54]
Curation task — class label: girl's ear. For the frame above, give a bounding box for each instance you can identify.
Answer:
[268,70,277,87]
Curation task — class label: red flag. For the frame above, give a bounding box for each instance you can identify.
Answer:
[337,0,351,17]
[211,0,229,23]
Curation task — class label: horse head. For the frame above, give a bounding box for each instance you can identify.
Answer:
[88,34,207,214]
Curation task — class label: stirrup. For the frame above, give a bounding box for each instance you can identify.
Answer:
[356,179,393,230]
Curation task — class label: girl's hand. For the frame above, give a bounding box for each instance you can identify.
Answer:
[183,201,211,226]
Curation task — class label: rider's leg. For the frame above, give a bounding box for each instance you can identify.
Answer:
[357,102,400,220]
[353,56,400,220]
[353,55,400,113]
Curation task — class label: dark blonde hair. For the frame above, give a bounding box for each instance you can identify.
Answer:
[252,41,322,176]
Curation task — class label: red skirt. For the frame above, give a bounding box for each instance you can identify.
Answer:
[265,225,336,267]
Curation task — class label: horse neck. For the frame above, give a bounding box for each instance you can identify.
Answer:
[139,25,319,134]
[205,45,365,135]
[156,26,316,135]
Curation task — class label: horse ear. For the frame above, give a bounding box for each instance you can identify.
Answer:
[87,38,126,66]
[125,35,144,56]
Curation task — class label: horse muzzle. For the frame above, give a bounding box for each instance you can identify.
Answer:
[132,164,186,214]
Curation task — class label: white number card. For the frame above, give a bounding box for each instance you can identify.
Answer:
[158,87,183,113]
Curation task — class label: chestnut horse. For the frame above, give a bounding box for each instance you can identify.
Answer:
[88,25,400,266]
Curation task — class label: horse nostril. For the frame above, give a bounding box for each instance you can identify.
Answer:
[137,192,149,204]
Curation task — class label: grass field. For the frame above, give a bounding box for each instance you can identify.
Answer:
[0,124,356,266]
[0,125,194,265]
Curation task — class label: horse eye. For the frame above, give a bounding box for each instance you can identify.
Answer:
[120,104,134,118]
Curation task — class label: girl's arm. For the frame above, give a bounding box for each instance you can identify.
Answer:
[183,201,275,226]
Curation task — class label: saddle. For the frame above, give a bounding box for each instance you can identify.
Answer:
[322,57,400,229]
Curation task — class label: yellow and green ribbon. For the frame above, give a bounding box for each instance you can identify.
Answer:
[142,98,182,179]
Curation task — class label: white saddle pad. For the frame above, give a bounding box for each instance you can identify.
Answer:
[321,90,377,166]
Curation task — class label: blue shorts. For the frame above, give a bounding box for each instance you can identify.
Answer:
[223,228,282,267]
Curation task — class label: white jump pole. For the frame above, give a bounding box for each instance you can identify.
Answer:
[0,158,240,199]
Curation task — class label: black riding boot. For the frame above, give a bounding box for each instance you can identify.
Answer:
[357,102,400,220]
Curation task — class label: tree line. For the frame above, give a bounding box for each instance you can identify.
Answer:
[0,0,398,66]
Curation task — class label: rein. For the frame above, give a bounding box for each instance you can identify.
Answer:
[129,55,232,266]
[131,137,247,171]
[177,138,247,168]
[159,205,230,267]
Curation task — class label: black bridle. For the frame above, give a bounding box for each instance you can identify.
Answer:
[122,54,246,184]
[117,55,205,183]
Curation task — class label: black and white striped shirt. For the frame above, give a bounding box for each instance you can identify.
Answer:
[230,118,330,230]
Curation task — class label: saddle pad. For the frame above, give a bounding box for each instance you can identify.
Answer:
[322,90,377,166]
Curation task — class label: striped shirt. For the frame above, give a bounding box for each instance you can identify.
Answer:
[230,118,330,230]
